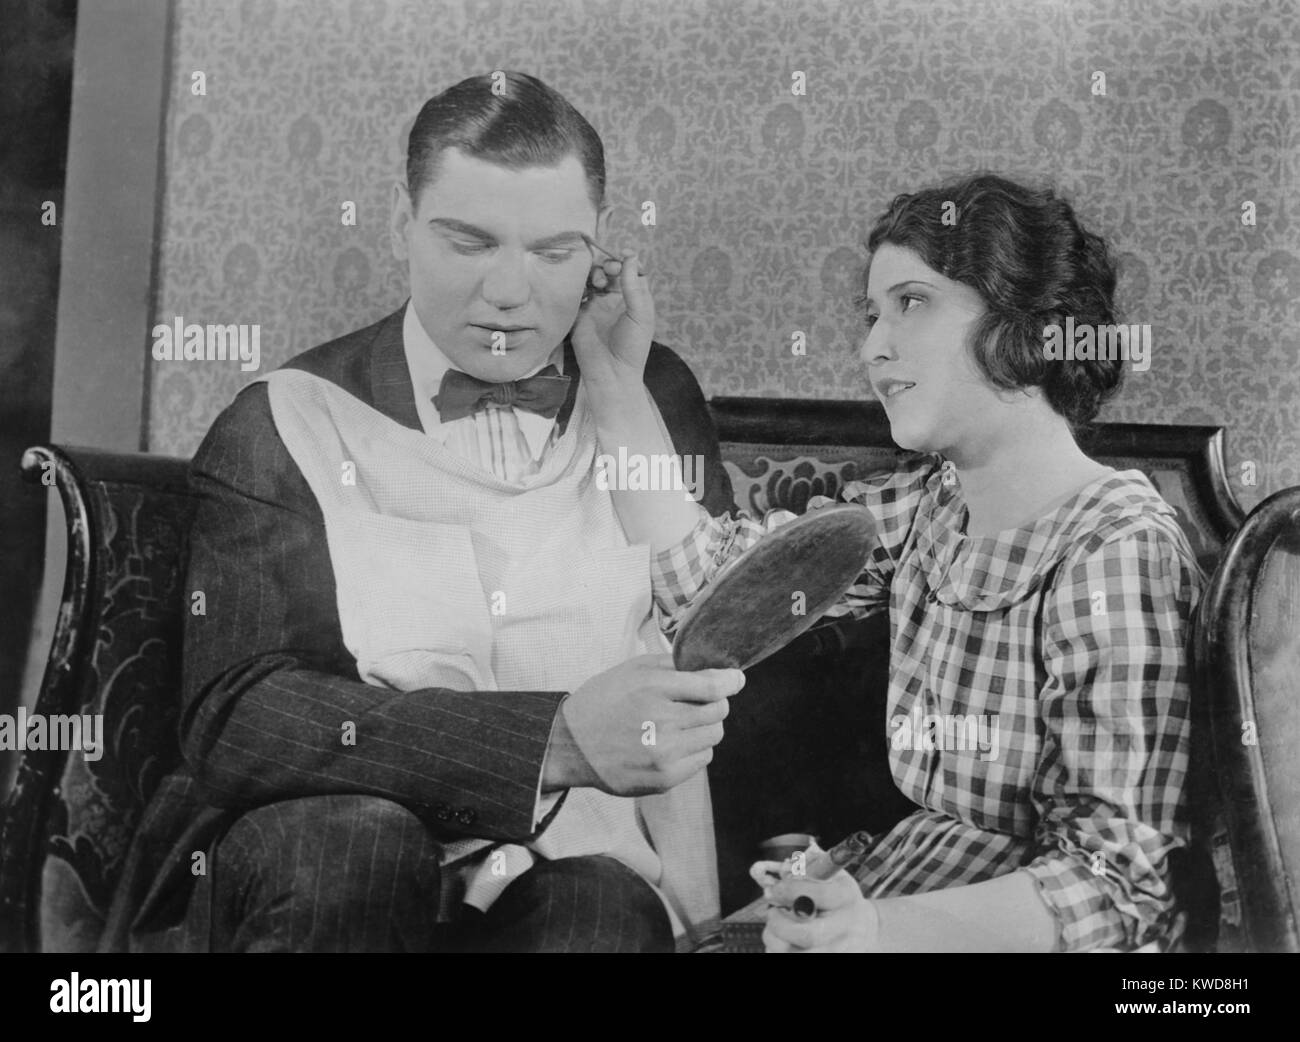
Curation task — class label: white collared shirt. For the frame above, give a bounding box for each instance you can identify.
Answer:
[402,302,565,482]
[400,301,569,847]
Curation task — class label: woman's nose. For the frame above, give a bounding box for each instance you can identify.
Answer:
[481,251,531,310]
[859,323,897,367]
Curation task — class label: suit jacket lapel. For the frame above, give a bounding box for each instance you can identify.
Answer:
[556,336,582,434]
[368,306,424,432]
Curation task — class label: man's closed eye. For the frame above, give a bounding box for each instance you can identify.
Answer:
[448,238,493,256]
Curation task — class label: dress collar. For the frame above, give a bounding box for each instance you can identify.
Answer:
[902,457,1181,611]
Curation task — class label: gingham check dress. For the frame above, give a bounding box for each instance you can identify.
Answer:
[653,452,1203,951]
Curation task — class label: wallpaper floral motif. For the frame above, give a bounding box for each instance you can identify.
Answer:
[149,0,1300,510]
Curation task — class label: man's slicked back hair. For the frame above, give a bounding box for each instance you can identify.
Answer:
[406,71,606,209]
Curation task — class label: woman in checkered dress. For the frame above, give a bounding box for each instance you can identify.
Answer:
[575,173,1202,952]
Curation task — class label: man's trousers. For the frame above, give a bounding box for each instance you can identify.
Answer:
[158,794,674,953]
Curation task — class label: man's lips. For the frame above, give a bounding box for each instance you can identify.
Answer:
[469,324,536,347]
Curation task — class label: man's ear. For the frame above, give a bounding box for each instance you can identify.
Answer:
[594,203,613,244]
[390,181,413,262]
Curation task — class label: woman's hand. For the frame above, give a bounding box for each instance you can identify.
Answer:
[569,247,702,549]
[759,865,880,953]
[571,249,654,419]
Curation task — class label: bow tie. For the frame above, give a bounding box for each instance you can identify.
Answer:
[433,365,571,423]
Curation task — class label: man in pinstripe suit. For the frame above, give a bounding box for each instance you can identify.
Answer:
[100,72,743,953]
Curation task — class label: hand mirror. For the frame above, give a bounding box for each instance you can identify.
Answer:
[672,504,877,672]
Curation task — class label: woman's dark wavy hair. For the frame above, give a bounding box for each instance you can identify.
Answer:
[865,173,1123,431]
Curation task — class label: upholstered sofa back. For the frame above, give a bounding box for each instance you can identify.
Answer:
[713,397,1243,575]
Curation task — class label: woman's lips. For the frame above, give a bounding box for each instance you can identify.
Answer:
[877,379,916,401]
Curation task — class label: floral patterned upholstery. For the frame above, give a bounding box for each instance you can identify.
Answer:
[722,445,1230,576]
[0,446,194,953]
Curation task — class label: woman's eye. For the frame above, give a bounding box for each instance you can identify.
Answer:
[900,293,924,312]
[864,313,879,330]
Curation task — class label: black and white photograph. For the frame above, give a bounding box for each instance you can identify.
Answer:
[0,0,1295,1013]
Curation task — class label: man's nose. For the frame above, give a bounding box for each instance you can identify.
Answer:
[480,250,531,310]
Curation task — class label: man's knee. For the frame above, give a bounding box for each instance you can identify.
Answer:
[221,794,441,883]
[476,855,674,953]
[213,795,443,951]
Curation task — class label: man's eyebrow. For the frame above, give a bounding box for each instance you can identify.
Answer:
[864,279,938,309]
[428,218,494,239]
[426,220,588,250]
[528,231,588,250]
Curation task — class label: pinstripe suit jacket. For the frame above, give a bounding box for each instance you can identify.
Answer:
[99,307,734,950]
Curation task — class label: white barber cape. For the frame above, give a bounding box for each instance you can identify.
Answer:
[259,367,719,947]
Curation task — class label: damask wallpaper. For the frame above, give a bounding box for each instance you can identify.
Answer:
[148,0,1299,510]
